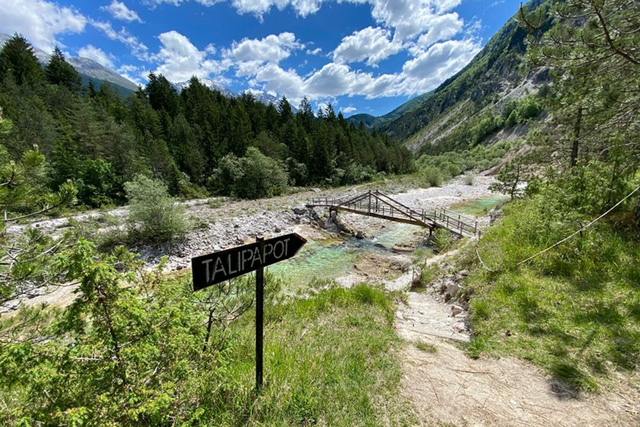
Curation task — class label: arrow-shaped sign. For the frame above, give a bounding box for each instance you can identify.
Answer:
[191,233,307,291]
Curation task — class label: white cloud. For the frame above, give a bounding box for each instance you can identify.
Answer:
[254,63,306,99]
[91,20,149,60]
[369,0,463,41]
[117,64,146,85]
[139,0,480,102]
[78,44,115,68]
[101,1,143,23]
[333,26,402,67]
[0,0,86,52]
[153,30,226,82]
[242,37,480,101]
[342,106,357,114]
[224,32,302,75]
[145,0,464,38]
[411,13,463,51]
[399,39,480,93]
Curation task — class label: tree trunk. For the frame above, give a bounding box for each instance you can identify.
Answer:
[570,105,583,168]
[203,308,215,353]
[635,196,640,231]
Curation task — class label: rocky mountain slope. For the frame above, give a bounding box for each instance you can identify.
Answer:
[377,0,552,152]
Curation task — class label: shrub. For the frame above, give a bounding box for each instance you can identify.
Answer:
[420,166,443,187]
[431,228,454,253]
[125,175,186,244]
[463,174,475,185]
[209,147,288,199]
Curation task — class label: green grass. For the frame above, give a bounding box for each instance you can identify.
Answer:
[415,341,438,354]
[464,196,640,392]
[450,195,510,217]
[204,283,416,425]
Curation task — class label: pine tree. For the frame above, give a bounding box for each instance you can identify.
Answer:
[45,47,81,91]
[0,34,43,86]
[525,0,640,214]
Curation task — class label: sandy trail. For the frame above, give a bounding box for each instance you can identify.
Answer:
[401,339,639,426]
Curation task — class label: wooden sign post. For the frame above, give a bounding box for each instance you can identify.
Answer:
[191,233,307,390]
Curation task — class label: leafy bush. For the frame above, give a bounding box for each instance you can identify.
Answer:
[416,140,513,183]
[208,147,288,199]
[420,166,443,187]
[77,158,120,207]
[463,174,475,185]
[342,162,375,185]
[431,228,454,252]
[0,247,414,425]
[125,174,186,243]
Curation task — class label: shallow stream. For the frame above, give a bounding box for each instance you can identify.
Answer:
[268,195,508,292]
[269,222,425,292]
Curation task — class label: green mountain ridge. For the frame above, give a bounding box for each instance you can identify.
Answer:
[381,0,552,151]
[346,91,434,129]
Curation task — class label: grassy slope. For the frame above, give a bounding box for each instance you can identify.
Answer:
[207,283,416,425]
[461,197,640,391]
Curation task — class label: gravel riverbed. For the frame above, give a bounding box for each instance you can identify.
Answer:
[2,175,498,312]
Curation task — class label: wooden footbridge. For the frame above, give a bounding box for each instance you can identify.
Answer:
[307,190,478,237]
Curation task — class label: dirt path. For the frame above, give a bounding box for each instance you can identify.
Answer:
[401,339,639,426]
[394,230,640,426]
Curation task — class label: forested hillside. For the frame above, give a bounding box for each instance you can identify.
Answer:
[381,0,552,153]
[346,90,434,130]
[0,35,412,207]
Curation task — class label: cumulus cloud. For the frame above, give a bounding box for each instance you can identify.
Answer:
[153,30,226,82]
[91,20,149,59]
[224,32,302,75]
[411,13,463,51]
[254,63,306,99]
[146,0,464,32]
[101,1,143,23]
[0,0,86,52]
[332,27,401,67]
[370,0,463,41]
[399,39,481,93]
[78,44,115,68]
[241,37,480,101]
[342,106,357,114]
[139,0,479,102]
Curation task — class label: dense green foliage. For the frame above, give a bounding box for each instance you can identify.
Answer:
[208,147,288,199]
[460,0,640,391]
[0,244,412,425]
[415,140,513,186]
[125,175,187,244]
[0,35,412,206]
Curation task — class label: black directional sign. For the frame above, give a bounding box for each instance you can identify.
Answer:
[191,233,307,291]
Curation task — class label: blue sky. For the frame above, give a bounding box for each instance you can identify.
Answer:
[0,0,527,116]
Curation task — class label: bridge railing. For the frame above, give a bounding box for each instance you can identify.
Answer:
[308,196,350,206]
[424,208,477,236]
[308,193,478,236]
